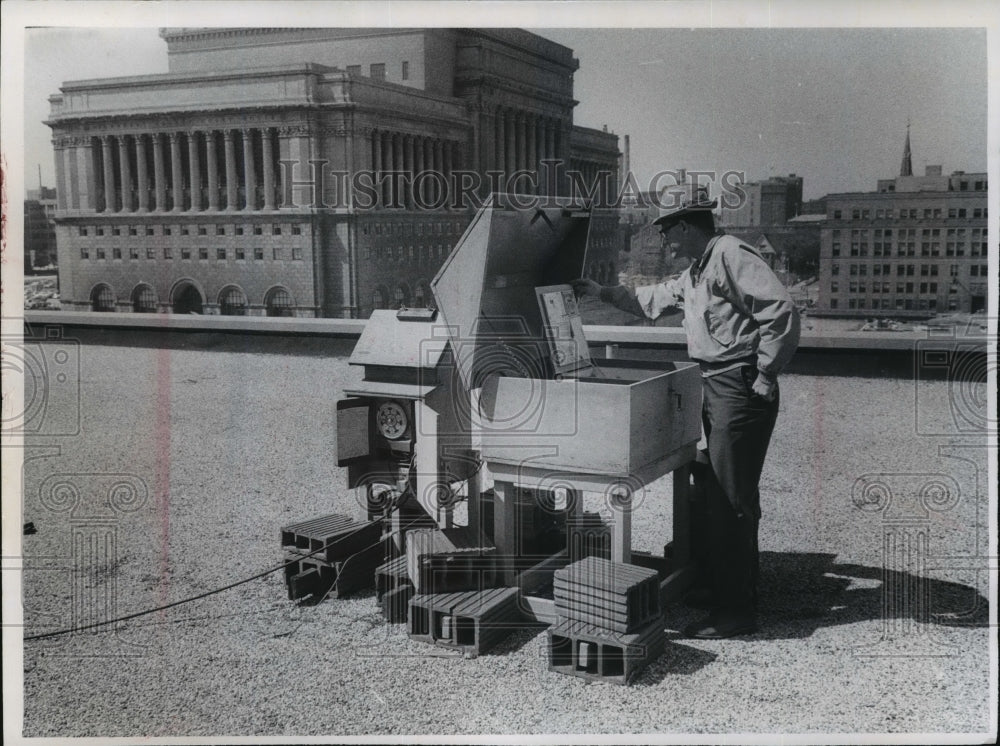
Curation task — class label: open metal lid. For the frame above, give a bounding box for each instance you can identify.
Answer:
[431,195,592,391]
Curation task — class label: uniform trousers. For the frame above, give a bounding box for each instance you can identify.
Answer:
[699,364,779,614]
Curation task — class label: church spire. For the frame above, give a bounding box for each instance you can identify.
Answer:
[900,122,913,177]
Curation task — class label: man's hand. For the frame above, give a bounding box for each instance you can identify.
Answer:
[571,278,603,298]
[751,372,777,402]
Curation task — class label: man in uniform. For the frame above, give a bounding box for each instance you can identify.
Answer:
[572,186,800,638]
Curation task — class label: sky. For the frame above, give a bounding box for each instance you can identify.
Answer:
[18,22,989,202]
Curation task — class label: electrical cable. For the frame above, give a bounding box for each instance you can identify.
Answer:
[23,520,380,642]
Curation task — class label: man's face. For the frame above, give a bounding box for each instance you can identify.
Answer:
[659,219,703,262]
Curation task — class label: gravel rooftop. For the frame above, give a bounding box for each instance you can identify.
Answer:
[14,339,994,741]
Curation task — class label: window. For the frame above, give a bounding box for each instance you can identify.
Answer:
[112,227,121,236]
[292,225,302,235]
[831,263,840,276]
[370,63,386,81]
[129,226,138,236]
[862,209,870,219]
[113,248,122,259]
[831,243,841,257]
[181,226,189,236]
[253,225,263,235]
[132,285,157,313]
[236,248,246,260]
[402,60,409,80]
[949,208,957,219]
[164,227,172,236]
[146,227,155,236]
[217,248,227,260]
[164,247,173,260]
[830,298,838,309]
[265,287,295,317]
[273,247,282,260]
[181,248,192,259]
[292,247,302,260]
[852,209,861,219]
[78,226,88,236]
[830,281,839,293]
[199,247,208,260]
[859,265,867,276]
[833,209,842,219]
[254,247,264,260]
[920,282,928,293]
[219,287,248,316]
[272,224,282,235]
[91,284,115,312]
[146,248,155,259]
[216,226,226,235]
[80,247,90,259]
[97,227,105,236]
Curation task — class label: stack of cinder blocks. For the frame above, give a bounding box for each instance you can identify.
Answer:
[281,514,384,601]
[405,527,519,656]
[548,556,665,684]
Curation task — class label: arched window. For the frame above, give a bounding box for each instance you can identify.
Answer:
[372,286,387,311]
[265,286,295,317]
[172,282,204,314]
[219,286,248,316]
[91,284,116,312]
[394,283,410,308]
[132,284,158,313]
[413,280,430,308]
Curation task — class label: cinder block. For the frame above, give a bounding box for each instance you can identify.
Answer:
[281,513,383,563]
[283,539,386,602]
[553,556,661,633]
[375,556,413,623]
[547,618,666,685]
[566,512,611,562]
[408,587,521,657]
[405,526,494,592]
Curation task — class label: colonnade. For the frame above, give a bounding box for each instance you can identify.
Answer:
[88,128,282,213]
[369,130,461,207]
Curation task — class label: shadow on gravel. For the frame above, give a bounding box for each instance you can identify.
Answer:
[740,551,987,642]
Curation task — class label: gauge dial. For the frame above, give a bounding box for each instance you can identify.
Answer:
[376,401,408,439]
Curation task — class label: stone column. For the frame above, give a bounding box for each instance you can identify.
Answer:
[81,138,99,211]
[403,134,414,208]
[372,129,383,207]
[152,133,166,211]
[101,135,116,212]
[517,113,527,175]
[117,135,132,212]
[434,139,444,205]
[414,135,424,205]
[505,110,516,180]
[224,129,238,210]
[135,135,149,212]
[495,108,506,180]
[242,129,257,210]
[393,133,404,208]
[206,131,220,211]
[188,131,202,211]
[169,132,184,211]
[262,127,276,211]
[526,114,536,182]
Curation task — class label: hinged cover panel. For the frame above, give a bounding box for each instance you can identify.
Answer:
[431,196,592,390]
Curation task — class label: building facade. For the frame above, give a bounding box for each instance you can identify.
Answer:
[721,173,803,227]
[47,28,620,316]
[817,166,989,317]
[25,187,58,272]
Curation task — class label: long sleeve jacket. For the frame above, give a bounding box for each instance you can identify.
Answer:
[634,234,801,377]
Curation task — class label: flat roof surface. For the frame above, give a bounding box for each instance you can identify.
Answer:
[14,340,994,738]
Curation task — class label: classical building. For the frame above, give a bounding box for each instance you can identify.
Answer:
[817,147,988,317]
[46,28,621,316]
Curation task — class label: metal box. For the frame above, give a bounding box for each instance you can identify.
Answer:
[483,358,701,475]
[432,196,701,478]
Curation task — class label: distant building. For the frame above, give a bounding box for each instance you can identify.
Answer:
[46,28,620,316]
[721,173,803,227]
[817,135,988,317]
[24,186,58,272]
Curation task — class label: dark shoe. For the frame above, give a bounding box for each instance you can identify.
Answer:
[683,587,720,610]
[684,610,758,639]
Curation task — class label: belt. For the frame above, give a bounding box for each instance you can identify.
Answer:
[693,356,757,375]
